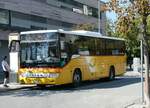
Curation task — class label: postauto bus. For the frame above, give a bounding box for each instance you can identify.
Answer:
[9,30,126,87]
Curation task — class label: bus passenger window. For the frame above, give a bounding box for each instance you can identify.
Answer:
[112,50,119,55]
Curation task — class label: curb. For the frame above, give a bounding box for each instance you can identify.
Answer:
[125,104,146,108]
[124,99,146,108]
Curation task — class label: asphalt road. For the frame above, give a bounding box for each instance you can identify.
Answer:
[0,75,141,108]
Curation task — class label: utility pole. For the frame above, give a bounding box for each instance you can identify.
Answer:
[142,18,150,108]
[140,38,144,103]
[139,23,145,104]
[98,0,101,33]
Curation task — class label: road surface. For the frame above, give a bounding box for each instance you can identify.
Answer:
[0,73,141,108]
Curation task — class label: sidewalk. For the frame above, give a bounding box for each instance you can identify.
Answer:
[124,98,146,108]
[125,102,146,108]
[0,83,36,92]
[124,70,146,108]
[126,104,145,108]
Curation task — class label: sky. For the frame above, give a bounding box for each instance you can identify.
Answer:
[106,11,117,22]
[101,0,117,22]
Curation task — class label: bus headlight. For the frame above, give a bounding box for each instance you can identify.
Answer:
[20,72,59,78]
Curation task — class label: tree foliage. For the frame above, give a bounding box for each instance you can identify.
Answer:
[105,19,116,37]
[103,0,150,58]
[103,0,150,37]
[106,16,141,58]
[103,0,150,106]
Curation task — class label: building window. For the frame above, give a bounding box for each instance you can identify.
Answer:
[61,22,73,28]
[92,8,98,18]
[87,7,93,16]
[83,5,98,18]
[60,5,73,11]
[33,0,47,3]
[0,9,9,24]
[11,11,48,30]
[11,11,30,28]
[30,15,47,24]
[58,0,83,8]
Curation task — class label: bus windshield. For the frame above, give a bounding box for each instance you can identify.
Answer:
[20,32,60,67]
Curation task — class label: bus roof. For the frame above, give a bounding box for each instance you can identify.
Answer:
[20,29,125,41]
[20,30,58,34]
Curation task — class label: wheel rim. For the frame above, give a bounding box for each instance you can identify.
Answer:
[74,73,80,83]
[110,69,114,80]
[73,72,81,87]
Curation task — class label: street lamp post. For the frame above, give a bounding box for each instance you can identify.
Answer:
[139,24,144,103]
[140,38,144,103]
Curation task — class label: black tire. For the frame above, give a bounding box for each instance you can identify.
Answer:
[72,70,81,87]
[36,84,46,88]
[109,67,115,81]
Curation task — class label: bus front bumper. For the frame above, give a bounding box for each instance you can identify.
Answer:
[19,72,60,85]
[19,77,58,85]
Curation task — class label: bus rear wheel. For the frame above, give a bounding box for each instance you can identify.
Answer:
[72,70,81,87]
[109,67,115,81]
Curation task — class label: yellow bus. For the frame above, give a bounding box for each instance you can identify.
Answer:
[9,30,126,87]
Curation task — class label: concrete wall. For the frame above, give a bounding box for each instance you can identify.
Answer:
[0,30,11,40]
[0,0,106,34]
[0,0,95,24]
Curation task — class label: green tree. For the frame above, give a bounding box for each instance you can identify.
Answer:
[105,19,116,37]
[104,0,150,106]
[117,17,141,58]
[106,16,140,59]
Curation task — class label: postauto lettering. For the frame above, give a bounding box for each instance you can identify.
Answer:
[22,72,59,78]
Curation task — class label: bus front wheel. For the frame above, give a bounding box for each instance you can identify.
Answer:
[72,70,81,87]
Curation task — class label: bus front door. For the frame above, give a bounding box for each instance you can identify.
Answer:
[9,33,20,83]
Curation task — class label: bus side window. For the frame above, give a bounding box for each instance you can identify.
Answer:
[112,49,119,55]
